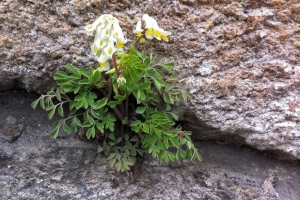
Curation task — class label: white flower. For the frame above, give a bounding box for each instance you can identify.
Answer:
[96,50,111,63]
[141,14,171,41]
[111,20,127,51]
[142,14,158,29]
[85,14,127,68]
[133,20,144,37]
[160,30,171,42]
[84,15,105,35]
[104,40,117,57]
[142,14,158,40]
[96,61,110,72]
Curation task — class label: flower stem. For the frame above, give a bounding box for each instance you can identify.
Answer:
[112,54,121,76]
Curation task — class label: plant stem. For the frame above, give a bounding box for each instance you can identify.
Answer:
[107,76,113,102]
[113,107,124,121]
[125,95,128,118]
[119,102,126,119]
[112,54,121,76]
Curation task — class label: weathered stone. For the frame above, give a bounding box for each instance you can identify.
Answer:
[1,0,300,159]
[0,91,300,199]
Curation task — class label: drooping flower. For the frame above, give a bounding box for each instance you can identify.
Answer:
[160,30,171,42]
[96,61,110,72]
[84,15,105,35]
[133,20,144,37]
[141,14,171,41]
[85,14,127,70]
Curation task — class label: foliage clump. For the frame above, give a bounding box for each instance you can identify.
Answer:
[32,14,202,172]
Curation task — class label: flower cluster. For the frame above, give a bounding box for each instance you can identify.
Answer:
[133,14,171,42]
[84,14,127,71]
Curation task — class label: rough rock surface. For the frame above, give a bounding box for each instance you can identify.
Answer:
[1,91,300,199]
[1,0,300,159]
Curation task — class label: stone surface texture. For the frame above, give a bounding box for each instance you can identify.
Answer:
[1,0,300,159]
[1,91,300,199]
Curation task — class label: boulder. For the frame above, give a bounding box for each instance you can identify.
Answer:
[1,91,300,199]
[1,0,300,159]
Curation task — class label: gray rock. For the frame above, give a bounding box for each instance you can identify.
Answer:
[1,0,300,159]
[0,91,300,199]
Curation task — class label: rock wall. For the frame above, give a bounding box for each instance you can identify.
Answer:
[1,0,300,159]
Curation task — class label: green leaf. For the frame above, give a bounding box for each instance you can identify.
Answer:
[83,99,89,109]
[74,85,80,94]
[63,123,71,134]
[75,94,85,101]
[107,153,117,160]
[48,107,56,120]
[107,101,119,108]
[158,151,165,161]
[167,74,178,82]
[138,80,151,90]
[55,88,61,101]
[89,68,94,80]
[169,138,180,148]
[164,154,169,163]
[86,126,95,139]
[108,133,115,141]
[70,74,80,80]
[153,127,161,137]
[50,128,59,138]
[153,78,162,91]
[46,105,54,111]
[106,121,115,132]
[164,137,169,149]
[142,123,150,133]
[64,64,76,74]
[89,92,97,99]
[69,101,75,110]
[115,161,122,172]
[71,124,77,133]
[178,149,186,158]
[116,137,122,144]
[167,151,176,161]
[78,80,91,85]
[40,97,45,110]
[130,135,139,142]
[61,84,74,92]
[124,134,129,141]
[92,70,102,83]
[57,79,70,85]
[86,113,95,125]
[58,104,64,117]
[136,107,147,114]
[81,121,92,127]
[53,120,62,128]
[157,140,164,150]
[86,94,94,106]
[168,110,179,121]
[77,68,89,78]
[164,84,173,92]
[53,71,69,80]
[31,99,40,109]
[93,97,108,109]
[182,92,192,102]
[75,118,82,126]
[109,157,117,168]
[97,145,104,153]
[161,62,174,73]
[75,100,83,109]
[96,122,104,133]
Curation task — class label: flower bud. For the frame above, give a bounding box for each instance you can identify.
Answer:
[117,75,126,87]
